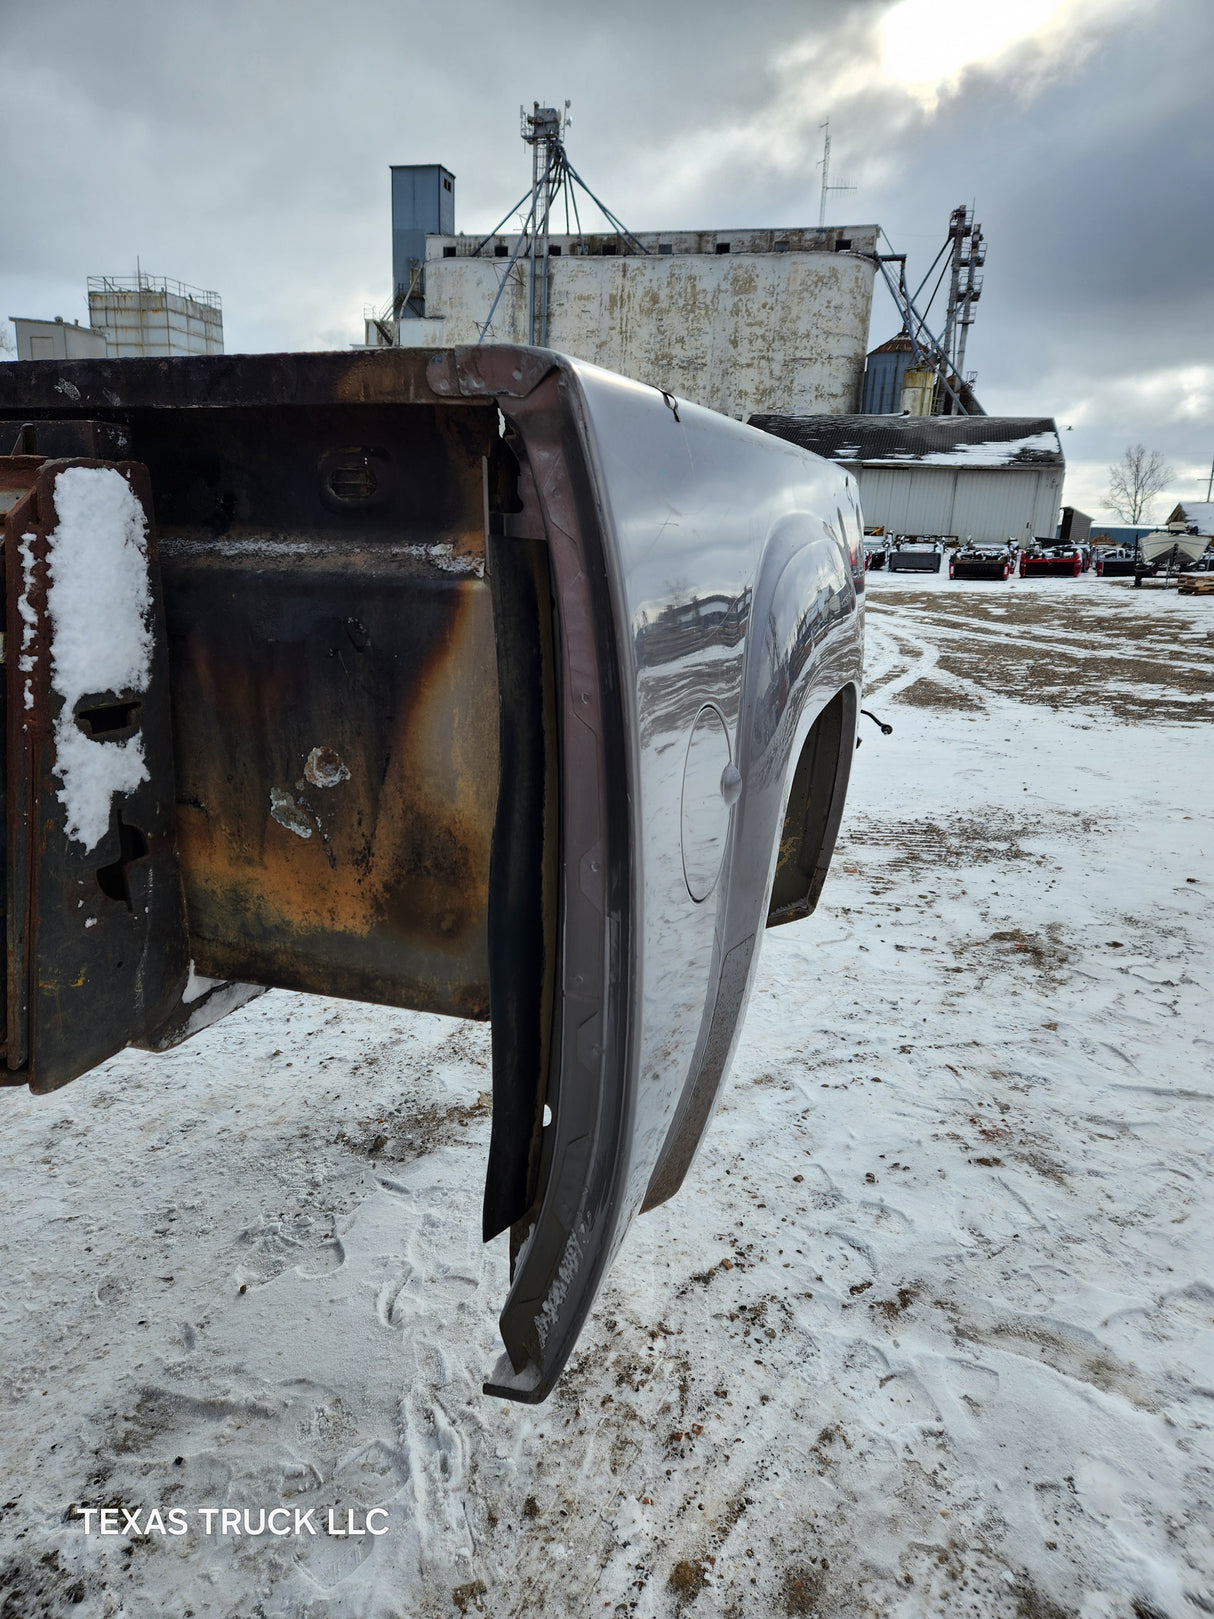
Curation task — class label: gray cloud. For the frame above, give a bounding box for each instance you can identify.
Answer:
[3,0,1210,513]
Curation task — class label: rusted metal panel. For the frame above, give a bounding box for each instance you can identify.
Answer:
[0,371,508,1054]
[163,536,499,1018]
[0,350,442,416]
[3,458,191,1093]
[144,397,500,1018]
[0,368,505,1025]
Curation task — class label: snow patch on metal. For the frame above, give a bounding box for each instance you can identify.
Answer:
[183,980,265,1037]
[181,962,224,1005]
[17,531,39,712]
[45,467,153,850]
[426,542,484,577]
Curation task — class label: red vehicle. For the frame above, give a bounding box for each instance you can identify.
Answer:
[1019,543,1083,578]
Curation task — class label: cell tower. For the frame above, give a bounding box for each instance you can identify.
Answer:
[817,120,856,229]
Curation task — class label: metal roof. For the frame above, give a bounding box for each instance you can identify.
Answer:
[750,414,1063,469]
[868,332,915,355]
[1167,500,1214,533]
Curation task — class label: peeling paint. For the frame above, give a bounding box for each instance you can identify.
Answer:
[269,787,314,839]
[422,231,878,419]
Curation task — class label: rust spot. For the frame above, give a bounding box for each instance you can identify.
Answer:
[303,746,350,789]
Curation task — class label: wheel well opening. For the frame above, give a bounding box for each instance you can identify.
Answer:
[766,685,856,928]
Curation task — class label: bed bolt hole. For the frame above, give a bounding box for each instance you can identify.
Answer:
[95,819,149,911]
[77,699,141,737]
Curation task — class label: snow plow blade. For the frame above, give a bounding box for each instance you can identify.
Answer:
[0,349,864,1400]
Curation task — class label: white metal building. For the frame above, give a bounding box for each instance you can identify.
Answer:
[10,316,107,361]
[378,225,880,420]
[87,275,223,357]
[749,415,1065,543]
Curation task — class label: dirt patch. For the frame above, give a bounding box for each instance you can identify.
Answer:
[1011,1576,1077,1619]
[808,1425,852,1475]
[669,1559,708,1601]
[783,1563,826,1613]
[711,1491,750,1548]
[871,1284,918,1320]
[0,1551,88,1618]
[1012,1146,1070,1186]
[958,1318,1157,1411]
[868,587,1214,724]
[452,1578,488,1613]
[108,1388,276,1457]
[837,807,1098,877]
[986,925,1070,975]
[338,1094,489,1163]
[935,649,1210,723]
[895,677,984,712]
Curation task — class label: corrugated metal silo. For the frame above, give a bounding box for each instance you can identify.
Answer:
[861,331,914,413]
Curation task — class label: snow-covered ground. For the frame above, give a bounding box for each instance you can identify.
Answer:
[1,572,1211,1619]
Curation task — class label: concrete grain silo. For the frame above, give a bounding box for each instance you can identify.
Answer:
[87,274,223,357]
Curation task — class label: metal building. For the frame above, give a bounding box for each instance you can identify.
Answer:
[365,126,878,419]
[87,275,223,357]
[10,316,107,362]
[391,164,455,321]
[750,415,1064,543]
[1086,523,1157,547]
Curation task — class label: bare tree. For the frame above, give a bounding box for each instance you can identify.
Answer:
[1106,444,1174,524]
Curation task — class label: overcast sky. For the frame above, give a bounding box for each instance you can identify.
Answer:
[4,0,1211,520]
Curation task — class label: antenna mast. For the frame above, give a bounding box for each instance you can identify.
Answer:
[476,102,647,346]
[817,120,856,229]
